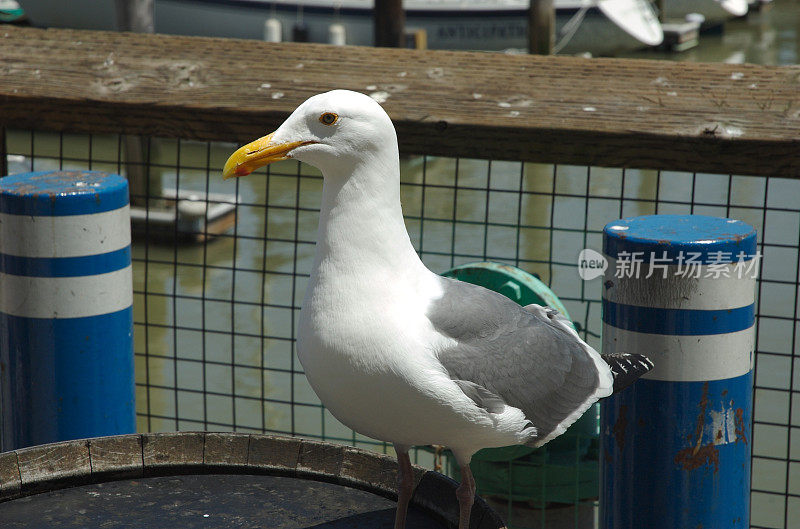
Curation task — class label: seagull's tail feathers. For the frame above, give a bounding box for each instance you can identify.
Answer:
[601,353,654,394]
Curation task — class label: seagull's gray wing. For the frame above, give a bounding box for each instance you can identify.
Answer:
[428,276,608,447]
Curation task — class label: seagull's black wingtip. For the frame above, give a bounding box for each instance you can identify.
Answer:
[601,353,654,394]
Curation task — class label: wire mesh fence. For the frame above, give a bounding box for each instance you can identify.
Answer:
[3,128,799,529]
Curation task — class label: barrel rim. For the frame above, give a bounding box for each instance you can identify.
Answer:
[0,432,506,529]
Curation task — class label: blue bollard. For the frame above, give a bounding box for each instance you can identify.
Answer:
[599,214,756,529]
[0,171,135,450]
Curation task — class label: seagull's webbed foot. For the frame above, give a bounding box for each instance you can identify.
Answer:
[394,444,413,529]
[455,463,476,529]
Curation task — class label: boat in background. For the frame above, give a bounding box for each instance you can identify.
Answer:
[0,0,26,23]
[663,0,748,25]
[18,0,662,56]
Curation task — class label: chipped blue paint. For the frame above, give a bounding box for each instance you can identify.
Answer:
[603,214,757,263]
[0,170,129,216]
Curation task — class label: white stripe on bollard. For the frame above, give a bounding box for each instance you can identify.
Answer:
[603,325,754,382]
[603,257,757,310]
[0,266,133,318]
[0,206,131,257]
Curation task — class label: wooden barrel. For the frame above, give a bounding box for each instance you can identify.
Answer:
[0,432,505,528]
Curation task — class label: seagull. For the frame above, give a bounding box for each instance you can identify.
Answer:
[223,90,653,529]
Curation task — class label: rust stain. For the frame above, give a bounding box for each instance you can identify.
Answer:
[613,404,628,451]
[675,444,720,473]
[734,408,748,445]
[674,381,721,473]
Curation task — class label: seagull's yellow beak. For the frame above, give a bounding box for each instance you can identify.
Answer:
[223,132,314,179]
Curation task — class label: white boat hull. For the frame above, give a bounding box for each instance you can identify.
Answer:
[664,0,749,23]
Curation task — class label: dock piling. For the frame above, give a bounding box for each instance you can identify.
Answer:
[0,171,135,451]
[600,214,756,529]
[374,0,405,48]
[529,0,555,54]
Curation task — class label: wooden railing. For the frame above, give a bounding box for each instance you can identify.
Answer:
[0,25,798,177]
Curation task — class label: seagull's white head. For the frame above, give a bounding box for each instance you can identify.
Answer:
[223,90,397,180]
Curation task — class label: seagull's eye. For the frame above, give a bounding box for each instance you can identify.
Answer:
[319,112,338,126]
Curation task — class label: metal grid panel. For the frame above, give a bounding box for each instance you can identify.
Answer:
[3,129,799,528]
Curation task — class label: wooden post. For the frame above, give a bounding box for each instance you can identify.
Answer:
[374,0,405,48]
[115,0,158,206]
[529,0,555,55]
[121,135,155,206]
[115,0,154,33]
[655,0,666,22]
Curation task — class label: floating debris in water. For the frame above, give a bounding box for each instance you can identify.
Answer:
[731,72,744,80]
[472,93,482,99]
[271,92,284,99]
[583,106,597,112]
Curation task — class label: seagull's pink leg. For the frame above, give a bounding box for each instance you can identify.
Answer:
[456,463,476,529]
[394,444,413,529]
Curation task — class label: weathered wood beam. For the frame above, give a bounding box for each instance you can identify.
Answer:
[0,25,798,177]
